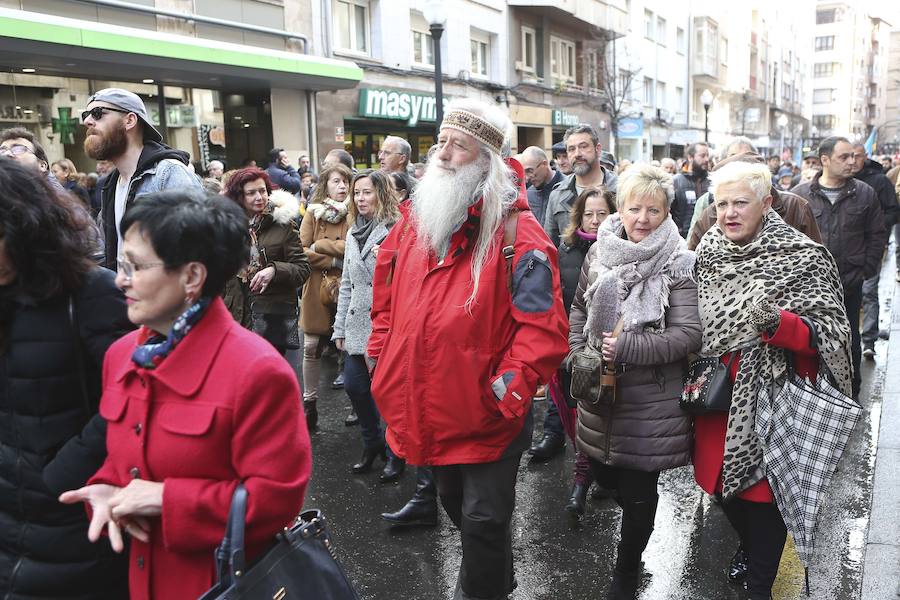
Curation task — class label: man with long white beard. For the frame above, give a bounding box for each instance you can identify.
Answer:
[368,99,568,600]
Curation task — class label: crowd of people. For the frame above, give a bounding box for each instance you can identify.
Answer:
[0,86,879,600]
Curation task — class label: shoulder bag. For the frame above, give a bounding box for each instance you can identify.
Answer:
[680,352,738,414]
[198,485,360,600]
[319,269,341,307]
[570,317,625,405]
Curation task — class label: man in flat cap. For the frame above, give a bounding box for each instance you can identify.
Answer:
[82,88,201,268]
[368,98,568,599]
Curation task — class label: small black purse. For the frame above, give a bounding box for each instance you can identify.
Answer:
[680,353,737,415]
[198,485,361,600]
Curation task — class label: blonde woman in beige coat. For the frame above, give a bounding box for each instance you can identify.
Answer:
[299,163,351,430]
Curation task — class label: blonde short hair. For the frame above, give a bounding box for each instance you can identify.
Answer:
[710,161,772,201]
[616,164,674,210]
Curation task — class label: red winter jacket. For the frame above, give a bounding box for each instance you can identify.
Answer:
[368,160,569,466]
[692,309,818,503]
[90,298,311,600]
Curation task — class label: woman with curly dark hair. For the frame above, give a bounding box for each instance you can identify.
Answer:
[0,158,132,599]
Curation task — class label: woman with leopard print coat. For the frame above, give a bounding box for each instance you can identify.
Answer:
[692,161,852,600]
[568,165,700,600]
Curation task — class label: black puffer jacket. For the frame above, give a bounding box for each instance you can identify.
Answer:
[0,267,131,599]
[854,158,899,229]
[557,234,593,313]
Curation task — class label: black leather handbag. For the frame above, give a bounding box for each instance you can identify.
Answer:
[680,353,737,415]
[198,485,361,600]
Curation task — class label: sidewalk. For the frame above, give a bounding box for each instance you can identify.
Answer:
[862,250,900,599]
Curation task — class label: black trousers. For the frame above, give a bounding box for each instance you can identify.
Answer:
[844,282,863,397]
[721,498,787,600]
[433,453,521,600]
[588,461,660,574]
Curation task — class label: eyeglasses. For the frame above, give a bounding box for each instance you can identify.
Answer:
[81,106,132,123]
[0,144,34,157]
[116,255,165,280]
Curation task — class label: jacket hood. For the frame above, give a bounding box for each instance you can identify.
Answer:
[102,141,191,190]
[507,157,530,211]
[267,189,300,225]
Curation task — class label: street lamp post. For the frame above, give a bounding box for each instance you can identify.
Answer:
[700,89,713,143]
[778,113,789,159]
[424,0,446,139]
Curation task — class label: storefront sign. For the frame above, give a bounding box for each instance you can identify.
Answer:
[617,118,644,139]
[0,104,48,123]
[148,105,197,128]
[358,88,449,127]
[52,107,79,145]
[552,110,580,127]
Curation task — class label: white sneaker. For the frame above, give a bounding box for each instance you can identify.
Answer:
[863,347,876,360]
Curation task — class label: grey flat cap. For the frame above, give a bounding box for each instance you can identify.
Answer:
[87,88,162,143]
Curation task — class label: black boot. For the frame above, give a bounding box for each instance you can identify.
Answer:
[303,400,318,431]
[380,454,406,483]
[382,468,438,527]
[608,497,658,600]
[352,445,386,474]
[529,432,565,462]
[564,482,589,521]
[727,544,749,584]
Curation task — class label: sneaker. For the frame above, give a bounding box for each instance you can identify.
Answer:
[863,346,876,360]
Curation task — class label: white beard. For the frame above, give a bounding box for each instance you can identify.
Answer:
[411,155,488,257]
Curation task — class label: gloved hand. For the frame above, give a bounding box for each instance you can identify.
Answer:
[747,299,781,335]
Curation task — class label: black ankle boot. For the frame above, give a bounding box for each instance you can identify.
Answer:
[352,445,386,474]
[303,400,318,431]
[564,482,589,521]
[608,568,639,600]
[380,455,406,483]
[382,468,438,527]
[727,544,749,584]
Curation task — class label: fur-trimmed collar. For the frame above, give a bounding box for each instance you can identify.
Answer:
[308,198,349,224]
[267,190,300,225]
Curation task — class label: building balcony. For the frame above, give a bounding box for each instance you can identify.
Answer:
[508,0,628,39]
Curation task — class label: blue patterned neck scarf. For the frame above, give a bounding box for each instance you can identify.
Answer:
[131,298,212,369]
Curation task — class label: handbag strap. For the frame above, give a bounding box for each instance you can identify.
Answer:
[216,484,248,587]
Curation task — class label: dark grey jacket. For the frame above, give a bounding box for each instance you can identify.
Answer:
[568,244,700,472]
[543,168,618,248]
[791,172,887,289]
[671,171,711,237]
[527,168,564,228]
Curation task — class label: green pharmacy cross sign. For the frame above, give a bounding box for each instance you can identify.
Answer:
[52,107,79,145]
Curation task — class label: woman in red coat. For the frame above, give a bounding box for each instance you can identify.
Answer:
[692,161,852,600]
[60,191,311,600]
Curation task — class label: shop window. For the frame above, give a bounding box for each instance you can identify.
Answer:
[333,0,369,55]
[550,36,576,84]
[520,26,537,73]
[470,29,490,78]
[411,13,434,68]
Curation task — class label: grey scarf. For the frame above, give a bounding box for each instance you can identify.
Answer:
[583,214,695,345]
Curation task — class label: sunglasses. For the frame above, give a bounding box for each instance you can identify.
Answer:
[81,106,132,123]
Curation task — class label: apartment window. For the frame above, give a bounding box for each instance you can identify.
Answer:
[656,16,667,45]
[520,26,537,72]
[676,27,685,54]
[550,36,576,83]
[411,13,433,67]
[644,10,654,40]
[619,69,632,99]
[694,17,718,76]
[813,62,835,77]
[812,114,836,129]
[782,82,791,101]
[721,38,728,65]
[585,48,601,89]
[675,86,684,113]
[643,76,654,106]
[470,30,490,77]
[816,9,836,24]
[815,36,834,51]
[333,0,369,54]
[656,81,666,108]
[813,89,833,104]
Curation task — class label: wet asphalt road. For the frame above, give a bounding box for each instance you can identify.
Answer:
[294,263,891,600]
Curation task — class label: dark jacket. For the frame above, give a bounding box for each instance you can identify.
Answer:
[854,158,899,229]
[64,180,92,209]
[568,244,700,472]
[792,172,887,289]
[527,169,564,227]
[0,267,131,599]
[266,163,302,194]
[672,170,711,237]
[98,141,201,270]
[557,234,593,313]
[544,168,618,248]
[687,189,823,250]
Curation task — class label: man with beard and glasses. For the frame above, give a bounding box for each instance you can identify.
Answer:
[368,98,568,600]
[82,88,200,269]
[543,124,618,249]
[671,141,711,237]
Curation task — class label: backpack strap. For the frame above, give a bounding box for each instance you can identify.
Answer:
[502,210,519,294]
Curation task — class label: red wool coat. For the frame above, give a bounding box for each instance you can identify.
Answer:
[368,159,570,466]
[692,309,818,503]
[89,298,311,600]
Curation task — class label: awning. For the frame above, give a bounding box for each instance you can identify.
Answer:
[0,8,363,92]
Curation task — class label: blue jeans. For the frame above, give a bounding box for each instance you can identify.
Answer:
[344,353,384,450]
